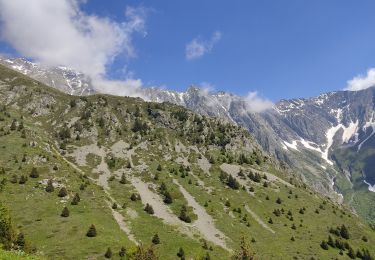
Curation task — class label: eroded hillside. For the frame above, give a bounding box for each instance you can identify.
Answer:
[0,65,374,259]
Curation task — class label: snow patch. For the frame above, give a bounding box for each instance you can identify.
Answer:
[364,180,375,192]
[283,140,298,151]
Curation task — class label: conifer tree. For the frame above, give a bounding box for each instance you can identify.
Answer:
[177,247,185,259]
[58,187,68,197]
[104,247,112,258]
[30,167,39,178]
[320,240,328,250]
[163,191,173,204]
[340,224,350,239]
[45,179,54,192]
[86,224,97,237]
[152,234,160,245]
[18,175,27,184]
[71,193,80,205]
[179,205,191,223]
[144,203,154,215]
[61,207,70,217]
[119,173,127,184]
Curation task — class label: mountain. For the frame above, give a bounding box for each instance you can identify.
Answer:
[147,86,375,224]
[1,64,374,259]
[0,57,95,95]
[1,57,375,224]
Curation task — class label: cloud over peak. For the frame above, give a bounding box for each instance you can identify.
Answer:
[244,91,274,113]
[0,0,147,96]
[345,68,375,91]
[185,31,222,61]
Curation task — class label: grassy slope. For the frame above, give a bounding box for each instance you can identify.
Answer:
[0,64,374,259]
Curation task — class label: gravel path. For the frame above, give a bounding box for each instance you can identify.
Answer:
[173,179,230,250]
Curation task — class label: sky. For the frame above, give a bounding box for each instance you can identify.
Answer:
[0,0,375,103]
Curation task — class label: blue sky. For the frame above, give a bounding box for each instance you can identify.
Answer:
[1,0,375,101]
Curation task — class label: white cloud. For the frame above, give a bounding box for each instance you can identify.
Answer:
[185,31,222,60]
[0,0,147,96]
[244,91,274,113]
[345,68,375,91]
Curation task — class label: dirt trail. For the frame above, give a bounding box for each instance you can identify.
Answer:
[244,205,275,234]
[130,177,194,238]
[173,179,230,250]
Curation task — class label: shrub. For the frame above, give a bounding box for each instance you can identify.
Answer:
[104,247,112,258]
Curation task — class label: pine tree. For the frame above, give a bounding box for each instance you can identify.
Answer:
[347,246,356,259]
[163,191,173,204]
[327,235,335,247]
[227,175,240,189]
[18,175,27,184]
[179,205,191,223]
[71,193,80,205]
[86,224,97,237]
[104,247,112,258]
[61,207,70,217]
[119,173,127,184]
[30,167,39,178]
[119,246,126,257]
[144,203,154,215]
[45,179,54,192]
[112,203,118,209]
[152,234,160,244]
[340,224,350,239]
[268,218,273,224]
[177,247,185,259]
[276,197,282,204]
[130,193,138,201]
[320,240,329,250]
[58,187,68,197]
[157,164,162,171]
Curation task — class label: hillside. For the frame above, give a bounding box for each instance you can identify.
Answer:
[0,64,374,259]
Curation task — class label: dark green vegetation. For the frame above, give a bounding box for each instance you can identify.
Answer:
[0,64,374,259]
[333,142,375,225]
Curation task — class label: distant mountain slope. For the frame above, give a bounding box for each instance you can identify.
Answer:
[1,64,374,259]
[1,57,375,224]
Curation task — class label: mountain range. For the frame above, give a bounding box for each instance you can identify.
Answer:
[1,57,375,224]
